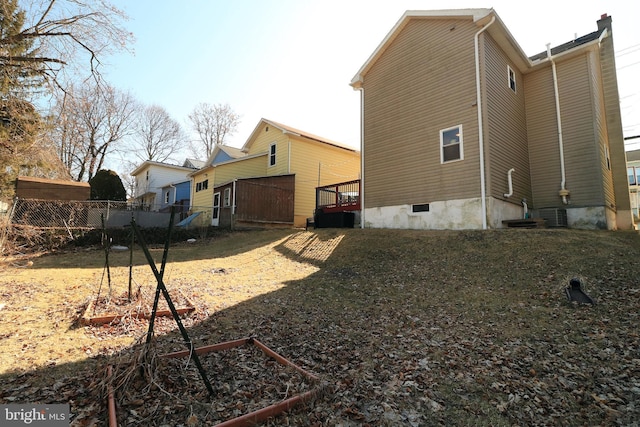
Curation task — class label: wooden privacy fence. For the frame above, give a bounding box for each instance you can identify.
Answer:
[232,176,295,225]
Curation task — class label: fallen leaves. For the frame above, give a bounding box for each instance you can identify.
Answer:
[1,229,640,426]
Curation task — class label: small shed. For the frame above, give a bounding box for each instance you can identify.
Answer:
[16,176,90,201]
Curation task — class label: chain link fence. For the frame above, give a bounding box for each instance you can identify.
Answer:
[0,199,215,256]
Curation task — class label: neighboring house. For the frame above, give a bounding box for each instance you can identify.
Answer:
[626,149,640,222]
[159,179,191,218]
[15,176,90,201]
[350,9,631,230]
[131,159,200,211]
[189,118,360,228]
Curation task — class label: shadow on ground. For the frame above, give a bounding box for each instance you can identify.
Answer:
[1,228,640,426]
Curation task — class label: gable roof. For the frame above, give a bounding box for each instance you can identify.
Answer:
[183,158,206,169]
[529,15,610,62]
[242,118,358,153]
[201,144,248,170]
[350,9,610,88]
[130,160,198,176]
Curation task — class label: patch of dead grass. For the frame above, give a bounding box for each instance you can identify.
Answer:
[1,228,639,426]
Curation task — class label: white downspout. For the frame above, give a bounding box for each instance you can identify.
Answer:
[356,86,365,228]
[231,179,236,230]
[503,168,515,198]
[547,44,569,204]
[232,179,236,216]
[474,16,495,230]
[169,183,176,204]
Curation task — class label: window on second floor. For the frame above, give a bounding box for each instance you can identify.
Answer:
[164,191,170,204]
[269,143,276,167]
[628,166,640,185]
[508,65,516,93]
[440,125,463,163]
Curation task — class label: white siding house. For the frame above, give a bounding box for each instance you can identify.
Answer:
[131,160,199,211]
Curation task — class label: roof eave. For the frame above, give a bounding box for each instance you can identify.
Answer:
[350,9,495,87]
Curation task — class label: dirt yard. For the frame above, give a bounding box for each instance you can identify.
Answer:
[0,227,639,426]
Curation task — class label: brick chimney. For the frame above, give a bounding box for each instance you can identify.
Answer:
[597,13,611,33]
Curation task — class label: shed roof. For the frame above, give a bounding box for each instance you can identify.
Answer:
[16,176,89,188]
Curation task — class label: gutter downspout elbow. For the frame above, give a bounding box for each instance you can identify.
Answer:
[547,43,569,205]
[474,15,496,229]
[503,168,515,198]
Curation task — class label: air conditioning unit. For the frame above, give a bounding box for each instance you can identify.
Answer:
[538,208,568,227]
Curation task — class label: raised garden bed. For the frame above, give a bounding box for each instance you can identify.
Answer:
[107,338,322,426]
[80,289,195,326]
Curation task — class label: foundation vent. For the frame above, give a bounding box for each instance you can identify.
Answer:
[538,208,568,227]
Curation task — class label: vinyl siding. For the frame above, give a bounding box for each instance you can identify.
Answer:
[134,165,194,199]
[289,135,360,221]
[362,18,480,209]
[557,54,603,207]
[247,122,290,175]
[191,170,213,208]
[133,164,195,210]
[525,67,562,208]
[599,29,630,214]
[484,34,531,204]
[526,53,606,209]
[589,50,615,208]
[213,155,267,186]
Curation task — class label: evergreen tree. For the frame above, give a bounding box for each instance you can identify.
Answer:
[89,169,126,201]
[0,0,41,98]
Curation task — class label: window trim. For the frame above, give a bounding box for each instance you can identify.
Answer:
[269,142,276,167]
[508,65,516,93]
[440,125,463,164]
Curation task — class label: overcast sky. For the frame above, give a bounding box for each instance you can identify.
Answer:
[104,0,640,167]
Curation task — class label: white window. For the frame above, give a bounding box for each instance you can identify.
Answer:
[508,65,516,93]
[223,188,231,206]
[164,191,170,204]
[440,125,463,163]
[269,143,276,167]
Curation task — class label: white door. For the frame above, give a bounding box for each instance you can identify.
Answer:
[212,192,220,226]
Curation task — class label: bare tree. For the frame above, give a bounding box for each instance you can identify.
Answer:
[52,82,137,181]
[0,0,132,97]
[187,102,240,159]
[0,98,68,198]
[132,104,186,163]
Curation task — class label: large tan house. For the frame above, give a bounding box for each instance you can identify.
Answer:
[351,9,631,230]
[189,119,360,228]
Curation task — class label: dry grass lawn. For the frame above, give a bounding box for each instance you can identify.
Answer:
[0,227,639,426]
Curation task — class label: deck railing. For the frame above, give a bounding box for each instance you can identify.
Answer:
[315,179,360,213]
